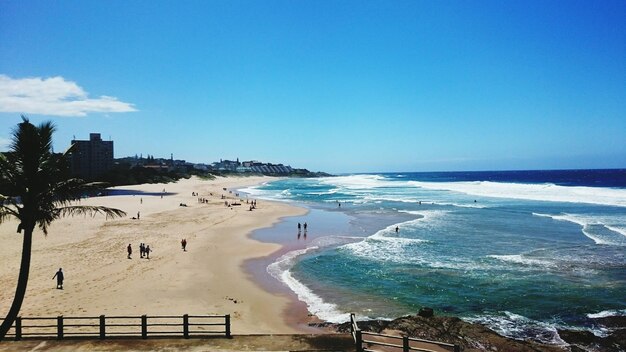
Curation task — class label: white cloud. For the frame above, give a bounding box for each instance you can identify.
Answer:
[0,75,137,117]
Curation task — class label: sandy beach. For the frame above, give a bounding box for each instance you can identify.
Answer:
[0,176,308,334]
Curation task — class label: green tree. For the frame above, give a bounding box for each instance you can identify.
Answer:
[0,117,126,340]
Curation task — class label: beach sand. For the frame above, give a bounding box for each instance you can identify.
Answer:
[0,176,308,334]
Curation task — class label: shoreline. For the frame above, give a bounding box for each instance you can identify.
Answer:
[235,176,626,350]
[0,176,309,334]
[3,174,623,349]
[240,199,419,327]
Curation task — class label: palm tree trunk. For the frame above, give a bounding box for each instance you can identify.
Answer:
[0,226,33,340]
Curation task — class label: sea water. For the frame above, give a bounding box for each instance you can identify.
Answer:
[241,170,626,345]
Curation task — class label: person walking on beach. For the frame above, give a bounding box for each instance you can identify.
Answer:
[298,223,301,232]
[303,222,307,232]
[145,245,151,259]
[52,268,64,289]
[140,243,145,258]
[127,244,132,259]
[181,239,187,251]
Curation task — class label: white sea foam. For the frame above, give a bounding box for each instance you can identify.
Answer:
[318,174,396,190]
[437,201,488,209]
[587,309,626,319]
[266,247,348,323]
[307,188,341,196]
[465,311,568,345]
[532,212,626,246]
[396,209,449,226]
[407,180,626,207]
[341,216,448,264]
[238,185,267,197]
[606,225,626,238]
[362,195,421,203]
[238,184,291,202]
[488,254,555,268]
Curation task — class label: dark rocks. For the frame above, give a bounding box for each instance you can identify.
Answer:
[385,315,563,352]
[557,315,626,352]
[318,315,563,351]
[418,307,434,317]
[315,312,626,352]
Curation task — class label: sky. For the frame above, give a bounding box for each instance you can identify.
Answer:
[0,1,624,173]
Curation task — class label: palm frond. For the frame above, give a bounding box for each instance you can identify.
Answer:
[0,205,18,223]
[0,153,18,191]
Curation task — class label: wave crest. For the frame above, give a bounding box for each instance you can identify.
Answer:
[408,180,626,207]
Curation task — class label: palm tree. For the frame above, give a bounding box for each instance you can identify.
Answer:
[0,117,126,340]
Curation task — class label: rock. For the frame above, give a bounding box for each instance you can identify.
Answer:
[317,315,563,352]
[595,316,626,329]
[418,307,434,317]
[314,312,626,352]
[557,327,626,352]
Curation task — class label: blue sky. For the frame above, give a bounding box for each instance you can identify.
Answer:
[1,1,624,173]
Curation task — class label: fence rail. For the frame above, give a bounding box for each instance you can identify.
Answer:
[2,314,230,341]
[350,313,459,352]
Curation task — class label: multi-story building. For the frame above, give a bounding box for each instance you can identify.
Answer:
[70,133,113,180]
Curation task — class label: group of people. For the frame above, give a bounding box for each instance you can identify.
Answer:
[297,222,309,239]
[127,243,152,259]
[248,199,258,211]
[193,189,259,211]
[192,192,212,205]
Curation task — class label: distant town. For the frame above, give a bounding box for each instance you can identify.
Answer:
[68,133,330,184]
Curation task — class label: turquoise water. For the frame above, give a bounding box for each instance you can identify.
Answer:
[242,171,626,344]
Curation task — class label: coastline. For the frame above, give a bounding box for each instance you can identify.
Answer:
[2,173,623,350]
[0,176,307,334]
[235,175,626,350]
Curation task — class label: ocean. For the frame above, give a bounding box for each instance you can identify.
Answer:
[241,169,626,345]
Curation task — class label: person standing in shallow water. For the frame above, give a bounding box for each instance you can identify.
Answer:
[52,268,64,289]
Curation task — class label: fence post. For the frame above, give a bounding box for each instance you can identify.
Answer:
[15,316,22,341]
[225,314,231,338]
[99,315,106,339]
[403,336,409,352]
[183,314,189,338]
[141,315,147,339]
[355,329,362,352]
[57,316,64,339]
[224,314,232,339]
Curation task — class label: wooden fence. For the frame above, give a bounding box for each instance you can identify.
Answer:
[350,314,460,352]
[2,314,230,340]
